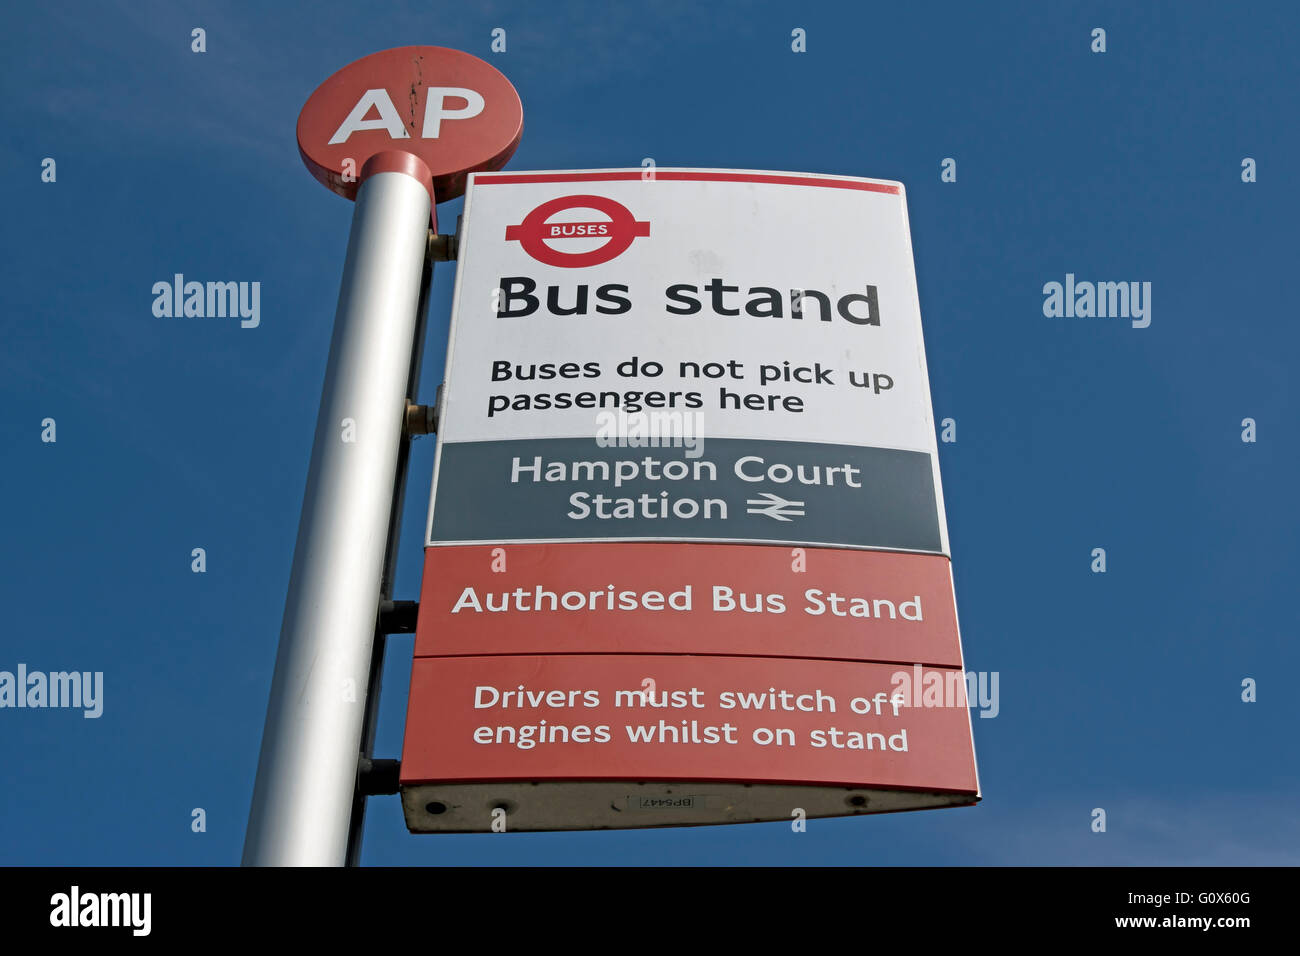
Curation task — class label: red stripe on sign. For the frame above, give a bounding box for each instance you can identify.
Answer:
[415,542,964,667]
[399,654,979,794]
[474,170,901,194]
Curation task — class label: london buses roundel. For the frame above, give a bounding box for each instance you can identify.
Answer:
[504,195,650,267]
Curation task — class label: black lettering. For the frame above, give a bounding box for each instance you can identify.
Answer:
[547,285,589,316]
[745,287,784,317]
[665,283,700,315]
[497,277,538,318]
[596,284,632,314]
[838,285,880,326]
[794,289,831,322]
[706,277,740,315]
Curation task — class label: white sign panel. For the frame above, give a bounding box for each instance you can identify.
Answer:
[427,168,950,554]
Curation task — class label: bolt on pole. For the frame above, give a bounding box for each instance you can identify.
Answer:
[243,162,433,866]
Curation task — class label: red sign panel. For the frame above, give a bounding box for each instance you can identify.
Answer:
[415,543,963,666]
[399,654,978,795]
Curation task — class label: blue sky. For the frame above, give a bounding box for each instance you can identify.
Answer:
[2,0,1296,865]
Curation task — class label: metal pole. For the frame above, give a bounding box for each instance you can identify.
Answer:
[344,255,435,867]
[243,162,432,866]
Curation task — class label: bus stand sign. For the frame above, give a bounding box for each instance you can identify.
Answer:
[399,169,980,832]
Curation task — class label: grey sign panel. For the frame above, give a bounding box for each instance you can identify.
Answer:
[429,437,941,552]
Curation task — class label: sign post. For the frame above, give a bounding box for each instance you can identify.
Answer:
[400,169,979,831]
[243,47,522,866]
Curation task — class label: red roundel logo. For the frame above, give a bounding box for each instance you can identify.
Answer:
[297,46,523,203]
[504,195,650,267]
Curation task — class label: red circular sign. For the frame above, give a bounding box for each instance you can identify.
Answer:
[297,46,523,203]
[505,195,651,267]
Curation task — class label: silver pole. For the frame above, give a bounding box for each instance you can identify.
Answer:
[243,167,431,866]
[344,256,435,867]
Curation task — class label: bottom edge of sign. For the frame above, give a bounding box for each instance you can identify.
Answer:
[399,779,979,833]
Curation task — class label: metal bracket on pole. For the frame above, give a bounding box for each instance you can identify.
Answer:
[377,599,419,634]
[357,757,401,796]
[348,603,416,804]
[402,382,445,438]
[426,231,458,261]
[403,400,437,437]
